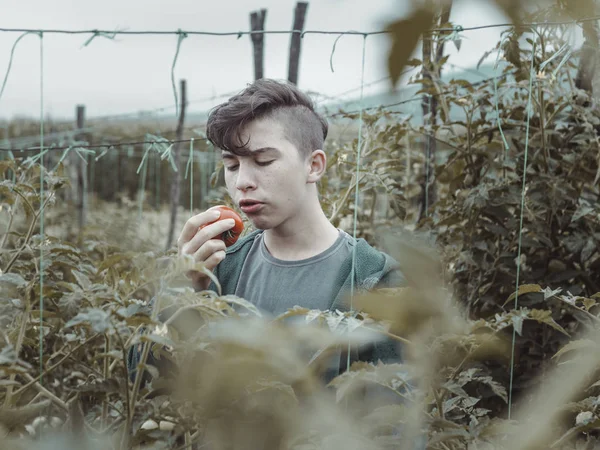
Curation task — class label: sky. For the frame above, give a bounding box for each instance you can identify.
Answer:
[0,0,530,121]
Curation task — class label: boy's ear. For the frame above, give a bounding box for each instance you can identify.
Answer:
[306,150,327,183]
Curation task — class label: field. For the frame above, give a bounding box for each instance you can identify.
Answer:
[2,2,600,449]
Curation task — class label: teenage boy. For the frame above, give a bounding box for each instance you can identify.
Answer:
[129,78,405,385]
[176,78,406,382]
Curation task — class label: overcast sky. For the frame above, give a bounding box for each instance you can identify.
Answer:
[0,0,523,121]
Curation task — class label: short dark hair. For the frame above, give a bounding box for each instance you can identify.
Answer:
[206,78,328,159]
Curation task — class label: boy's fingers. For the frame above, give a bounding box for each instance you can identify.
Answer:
[203,250,226,271]
[191,239,227,263]
[182,219,235,255]
[177,209,221,248]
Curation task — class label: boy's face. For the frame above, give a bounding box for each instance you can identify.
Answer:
[221,117,315,231]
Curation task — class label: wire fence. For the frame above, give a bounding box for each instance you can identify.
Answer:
[0,14,583,232]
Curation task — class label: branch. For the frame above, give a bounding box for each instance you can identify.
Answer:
[12,334,98,398]
[3,191,54,274]
[328,173,367,224]
[21,373,68,412]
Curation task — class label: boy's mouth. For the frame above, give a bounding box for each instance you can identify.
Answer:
[239,199,264,214]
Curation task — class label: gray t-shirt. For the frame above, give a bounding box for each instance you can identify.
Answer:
[234,229,354,317]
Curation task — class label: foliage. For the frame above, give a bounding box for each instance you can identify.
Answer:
[1,1,600,448]
[321,6,600,419]
[1,151,600,449]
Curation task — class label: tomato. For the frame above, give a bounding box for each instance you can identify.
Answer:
[201,205,244,247]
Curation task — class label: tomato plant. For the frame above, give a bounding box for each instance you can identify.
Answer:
[202,205,244,247]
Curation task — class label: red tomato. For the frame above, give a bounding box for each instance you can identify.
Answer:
[201,205,244,247]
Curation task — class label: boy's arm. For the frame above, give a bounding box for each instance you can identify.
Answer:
[366,263,406,365]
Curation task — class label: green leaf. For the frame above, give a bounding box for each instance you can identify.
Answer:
[443,381,470,398]
[572,202,595,222]
[511,313,524,336]
[0,183,16,205]
[138,333,176,349]
[0,345,18,365]
[386,7,435,86]
[220,294,263,317]
[474,374,508,403]
[72,269,92,291]
[97,253,133,272]
[47,242,81,257]
[0,273,27,288]
[65,308,113,333]
[543,286,562,300]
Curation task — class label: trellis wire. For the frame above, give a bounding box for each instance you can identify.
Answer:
[0,14,599,37]
[346,33,367,375]
[38,30,45,395]
[507,40,537,421]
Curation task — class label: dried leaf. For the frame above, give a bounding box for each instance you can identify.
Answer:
[0,401,51,431]
[504,284,542,306]
[529,309,569,336]
[386,7,435,86]
[553,339,596,361]
[493,0,523,28]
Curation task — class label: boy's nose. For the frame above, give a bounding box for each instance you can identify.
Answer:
[235,167,256,191]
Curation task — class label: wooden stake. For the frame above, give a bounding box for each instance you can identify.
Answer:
[250,9,267,80]
[76,105,87,235]
[288,2,308,85]
[166,79,187,250]
[417,1,452,223]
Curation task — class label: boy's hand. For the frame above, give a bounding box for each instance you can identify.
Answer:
[177,208,236,291]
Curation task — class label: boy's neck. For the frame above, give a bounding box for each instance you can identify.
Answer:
[262,202,339,261]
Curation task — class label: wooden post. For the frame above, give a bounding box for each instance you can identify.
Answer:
[166,79,187,250]
[417,1,451,223]
[76,105,87,234]
[575,17,600,95]
[288,2,308,85]
[250,9,267,80]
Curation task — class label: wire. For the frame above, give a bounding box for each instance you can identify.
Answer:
[327,67,519,117]
[0,138,191,153]
[507,37,537,422]
[38,30,45,396]
[0,15,598,37]
[0,89,243,149]
[0,28,377,37]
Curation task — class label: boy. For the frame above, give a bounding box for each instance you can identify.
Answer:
[129,78,405,384]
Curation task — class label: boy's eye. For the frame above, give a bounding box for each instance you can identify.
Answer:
[256,160,274,166]
[225,165,239,172]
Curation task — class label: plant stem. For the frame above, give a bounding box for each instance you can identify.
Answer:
[3,285,31,408]
[328,173,366,224]
[538,81,549,172]
[21,373,68,411]
[102,333,110,428]
[434,388,445,419]
[3,191,52,274]
[111,321,132,450]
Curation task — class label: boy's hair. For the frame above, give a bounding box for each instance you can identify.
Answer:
[206,78,328,159]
